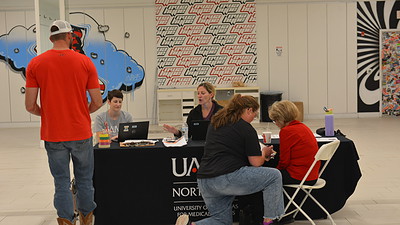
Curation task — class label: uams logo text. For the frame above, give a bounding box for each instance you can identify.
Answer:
[172,157,200,177]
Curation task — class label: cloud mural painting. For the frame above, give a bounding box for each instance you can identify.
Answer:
[0,25,36,79]
[0,12,145,102]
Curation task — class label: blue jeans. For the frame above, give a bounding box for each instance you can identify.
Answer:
[45,137,97,221]
[196,166,284,225]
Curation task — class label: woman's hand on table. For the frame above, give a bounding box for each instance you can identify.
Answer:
[163,124,180,136]
[262,145,276,161]
[110,135,118,141]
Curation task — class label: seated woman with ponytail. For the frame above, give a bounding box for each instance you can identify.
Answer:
[175,94,284,225]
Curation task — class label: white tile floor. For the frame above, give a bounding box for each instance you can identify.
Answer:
[0,117,400,225]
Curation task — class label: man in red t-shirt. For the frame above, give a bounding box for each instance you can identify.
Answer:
[25,20,102,225]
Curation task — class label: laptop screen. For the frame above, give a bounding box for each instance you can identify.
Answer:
[189,120,210,141]
[118,121,149,142]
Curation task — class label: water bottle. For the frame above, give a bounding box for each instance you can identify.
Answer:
[181,123,189,141]
[324,108,334,137]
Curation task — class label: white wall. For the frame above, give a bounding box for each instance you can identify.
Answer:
[0,1,359,127]
[0,10,41,125]
[256,1,357,118]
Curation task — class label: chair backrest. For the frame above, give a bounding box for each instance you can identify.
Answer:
[295,140,341,186]
[315,140,340,161]
[315,140,340,176]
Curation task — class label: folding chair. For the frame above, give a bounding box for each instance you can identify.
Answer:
[281,140,340,225]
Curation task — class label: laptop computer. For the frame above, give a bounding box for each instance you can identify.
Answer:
[118,121,150,142]
[189,120,210,141]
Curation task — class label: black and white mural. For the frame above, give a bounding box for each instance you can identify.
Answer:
[357,0,400,112]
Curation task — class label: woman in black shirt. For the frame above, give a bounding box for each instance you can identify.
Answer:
[163,82,223,138]
[175,94,284,225]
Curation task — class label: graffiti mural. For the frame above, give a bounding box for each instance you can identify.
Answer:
[357,1,400,113]
[0,25,36,80]
[381,30,400,115]
[0,12,145,102]
[156,0,257,88]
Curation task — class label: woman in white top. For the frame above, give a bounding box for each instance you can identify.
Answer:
[93,89,133,141]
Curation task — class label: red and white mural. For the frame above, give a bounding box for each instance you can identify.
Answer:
[156,0,257,88]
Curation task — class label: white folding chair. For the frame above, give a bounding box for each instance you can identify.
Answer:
[281,140,340,225]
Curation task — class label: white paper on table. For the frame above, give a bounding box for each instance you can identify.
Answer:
[271,134,279,139]
[316,137,338,142]
[314,133,322,138]
[162,137,187,147]
[258,134,279,139]
[260,133,321,140]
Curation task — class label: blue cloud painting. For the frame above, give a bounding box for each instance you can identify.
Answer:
[0,12,145,102]
[0,25,36,78]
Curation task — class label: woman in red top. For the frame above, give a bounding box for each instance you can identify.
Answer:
[269,100,320,185]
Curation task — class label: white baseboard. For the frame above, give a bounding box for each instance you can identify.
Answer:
[357,112,381,118]
[305,113,360,120]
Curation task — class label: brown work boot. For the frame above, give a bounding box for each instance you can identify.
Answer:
[79,211,94,225]
[57,217,76,225]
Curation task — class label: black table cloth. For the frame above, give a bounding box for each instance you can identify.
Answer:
[240,135,362,221]
[93,135,361,225]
